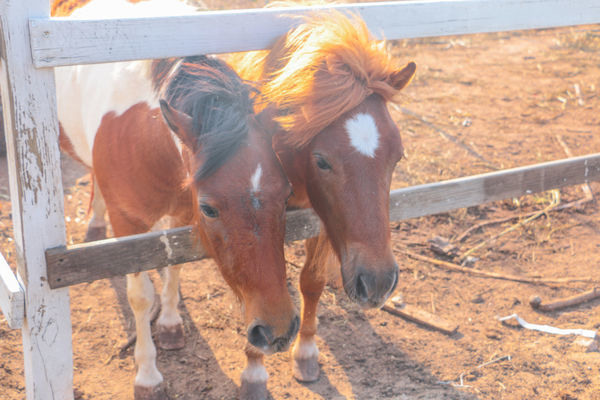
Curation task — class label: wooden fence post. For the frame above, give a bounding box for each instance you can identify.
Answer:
[0,0,73,398]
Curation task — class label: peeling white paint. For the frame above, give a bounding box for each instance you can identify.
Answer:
[159,232,174,261]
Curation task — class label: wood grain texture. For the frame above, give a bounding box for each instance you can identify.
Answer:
[30,0,600,67]
[47,154,600,289]
[46,226,203,288]
[0,253,24,329]
[1,0,73,397]
[390,153,600,221]
[46,209,321,289]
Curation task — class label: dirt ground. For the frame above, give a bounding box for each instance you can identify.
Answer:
[1,3,600,399]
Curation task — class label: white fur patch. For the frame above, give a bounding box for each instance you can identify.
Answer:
[250,164,263,193]
[345,113,380,158]
[54,0,198,168]
[294,338,319,360]
[241,362,268,383]
[127,273,163,388]
[55,61,159,167]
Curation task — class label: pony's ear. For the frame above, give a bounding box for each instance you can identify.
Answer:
[159,99,197,149]
[390,61,416,91]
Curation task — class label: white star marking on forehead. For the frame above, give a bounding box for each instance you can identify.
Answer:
[345,112,380,158]
[251,164,263,193]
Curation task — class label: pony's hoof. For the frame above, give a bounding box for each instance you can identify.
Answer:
[134,384,169,400]
[293,355,320,383]
[239,380,268,400]
[157,323,184,350]
[84,226,106,242]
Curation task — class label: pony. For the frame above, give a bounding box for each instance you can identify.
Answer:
[231,7,416,388]
[53,1,298,399]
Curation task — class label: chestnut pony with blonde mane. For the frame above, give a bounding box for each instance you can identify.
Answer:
[232,8,416,390]
[53,1,298,399]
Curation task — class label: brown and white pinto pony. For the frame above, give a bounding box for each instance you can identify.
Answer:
[53,2,298,399]
[232,9,416,384]
[58,55,299,398]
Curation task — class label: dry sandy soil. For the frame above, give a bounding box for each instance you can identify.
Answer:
[1,2,600,399]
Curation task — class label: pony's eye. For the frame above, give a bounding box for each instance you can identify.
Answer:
[200,204,219,218]
[315,154,332,171]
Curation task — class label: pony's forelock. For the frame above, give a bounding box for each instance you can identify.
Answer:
[240,10,403,148]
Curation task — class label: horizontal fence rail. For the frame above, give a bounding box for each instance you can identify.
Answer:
[30,0,600,67]
[0,252,25,329]
[45,209,321,289]
[46,153,600,289]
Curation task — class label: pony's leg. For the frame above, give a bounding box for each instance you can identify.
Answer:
[157,264,184,350]
[157,216,189,350]
[84,178,108,242]
[240,345,268,400]
[127,272,165,400]
[292,232,335,382]
[110,211,165,399]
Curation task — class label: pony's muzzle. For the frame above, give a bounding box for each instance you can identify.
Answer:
[247,315,300,354]
[345,265,399,309]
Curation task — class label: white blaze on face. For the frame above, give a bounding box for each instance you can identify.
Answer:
[251,164,263,193]
[345,112,380,158]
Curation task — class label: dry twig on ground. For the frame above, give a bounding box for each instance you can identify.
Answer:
[404,250,596,286]
[454,136,594,247]
[439,355,512,387]
[459,190,561,261]
[530,287,600,311]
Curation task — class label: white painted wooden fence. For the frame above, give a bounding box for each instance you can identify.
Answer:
[0,0,599,398]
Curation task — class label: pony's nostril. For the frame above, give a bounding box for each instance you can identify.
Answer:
[355,274,370,303]
[248,324,272,350]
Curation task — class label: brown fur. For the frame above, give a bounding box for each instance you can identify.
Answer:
[232,6,415,327]
[150,58,180,93]
[232,9,413,148]
[51,0,93,16]
[51,0,147,17]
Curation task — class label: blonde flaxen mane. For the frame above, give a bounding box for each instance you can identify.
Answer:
[234,9,409,148]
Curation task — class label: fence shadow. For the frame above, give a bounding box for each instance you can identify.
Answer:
[303,288,480,400]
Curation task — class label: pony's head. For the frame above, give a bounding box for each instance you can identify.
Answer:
[158,56,298,353]
[257,11,416,308]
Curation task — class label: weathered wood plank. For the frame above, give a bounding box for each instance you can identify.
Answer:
[1,0,73,397]
[30,0,600,68]
[46,227,203,289]
[0,253,24,329]
[46,208,321,288]
[390,153,600,221]
[47,154,600,289]
[382,296,459,335]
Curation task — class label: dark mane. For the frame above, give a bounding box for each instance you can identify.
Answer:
[152,55,256,181]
